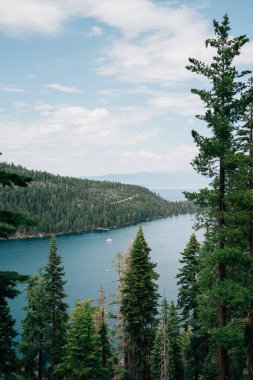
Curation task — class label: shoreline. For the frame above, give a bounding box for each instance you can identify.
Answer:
[5,212,194,241]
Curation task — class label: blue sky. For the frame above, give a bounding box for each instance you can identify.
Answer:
[1,0,252,176]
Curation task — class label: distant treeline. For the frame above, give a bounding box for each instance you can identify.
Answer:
[0,163,195,237]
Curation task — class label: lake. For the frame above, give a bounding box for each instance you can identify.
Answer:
[0,213,201,335]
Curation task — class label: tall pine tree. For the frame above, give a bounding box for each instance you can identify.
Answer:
[20,272,48,380]
[121,226,159,380]
[55,299,104,380]
[43,235,68,379]
[151,297,175,380]
[186,14,250,379]
[176,234,200,328]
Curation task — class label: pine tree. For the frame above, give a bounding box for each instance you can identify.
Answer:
[151,297,175,380]
[186,14,250,379]
[55,299,104,380]
[20,272,48,380]
[0,271,29,378]
[43,235,68,379]
[121,226,159,379]
[167,302,184,380]
[97,284,114,379]
[230,76,253,379]
[176,234,200,328]
[176,234,204,380]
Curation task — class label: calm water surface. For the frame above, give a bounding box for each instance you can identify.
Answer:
[0,213,200,334]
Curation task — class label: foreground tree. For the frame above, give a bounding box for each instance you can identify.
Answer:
[0,272,29,378]
[176,234,200,328]
[20,272,48,380]
[121,226,159,379]
[55,300,105,379]
[97,284,114,379]
[186,14,250,379]
[151,297,175,380]
[44,235,68,379]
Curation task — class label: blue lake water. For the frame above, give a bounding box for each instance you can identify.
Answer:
[0,213,201,335]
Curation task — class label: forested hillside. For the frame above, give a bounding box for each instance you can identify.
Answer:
[0,163,194,238]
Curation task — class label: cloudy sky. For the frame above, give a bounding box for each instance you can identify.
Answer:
[1,0,253,176]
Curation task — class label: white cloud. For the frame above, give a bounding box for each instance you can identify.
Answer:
[0,1,251,85]
[0,0,67,37]
[122,150,163,160]
[148,93,203,117]
[119,144,198,172]
[46,83,82,93]
[13,101,28,109]
[1,86,25,93]
[1,102,161,160]
[88,26,103,36]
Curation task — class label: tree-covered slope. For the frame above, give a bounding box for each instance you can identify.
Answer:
[0,163,195,237]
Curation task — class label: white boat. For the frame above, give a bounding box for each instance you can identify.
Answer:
[106,238,113,242]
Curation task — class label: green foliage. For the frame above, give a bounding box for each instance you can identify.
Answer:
[43,235,68,377]
[185,14,251,378]
[0,302,18,377]
[151,297,175,380]
[55,299,106,380]
[121,226,159,379]
[0,272,29,378]
[176,234,200,328]
[0,157,34,378]
[0,162,195,238]
[19,272,48,379]
[20,236,68,379]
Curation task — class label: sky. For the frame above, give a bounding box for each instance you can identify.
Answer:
[1,0,253,177]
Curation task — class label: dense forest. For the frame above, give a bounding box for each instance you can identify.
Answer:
[0,163,194,238]
[1,14,253,380]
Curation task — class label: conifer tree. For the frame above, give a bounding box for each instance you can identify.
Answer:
[43,235,68,379]
[151,297,175,380]
[121,226,159,380]
[55,299,104,380]
[186,14,250,379]
[228,76,253,379]
[97,284,113,379]
[167,302,184,380]
[20,272,48,380]
[176,234,200,328]
[0,271,29,378]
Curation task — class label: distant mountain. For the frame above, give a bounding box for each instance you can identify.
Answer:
[86,170,209,187]
[0,163,196,238]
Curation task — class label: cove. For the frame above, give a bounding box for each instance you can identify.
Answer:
[0,213,199,334]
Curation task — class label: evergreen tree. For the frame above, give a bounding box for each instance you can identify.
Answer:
[97,284,114,379]
[0,271,29,378]
[121,226,159,379]
[20,272,48,380]
[151,297,175,380]
[167,302,184,380]
[43,235,68,379]
[176,234,200,328]
[176,234,205,380]
[55,299,104,380]
[230,76,253,378]
[186,14,250,379]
